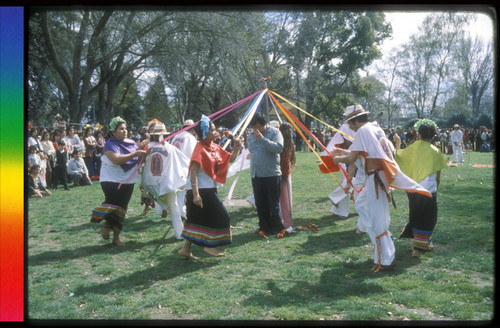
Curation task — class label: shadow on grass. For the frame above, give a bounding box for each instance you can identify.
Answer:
[72,254,219,297]
[241,255,422,310]
[241,260,386,309]
[62,218,163,233]
[29,232,181,267]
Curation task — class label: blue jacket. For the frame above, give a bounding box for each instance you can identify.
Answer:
[247,126,283,178]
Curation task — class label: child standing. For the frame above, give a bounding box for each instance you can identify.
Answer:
[54,139,70,191]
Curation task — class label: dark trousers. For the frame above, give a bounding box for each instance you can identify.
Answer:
[252,176,284,234]
[53,165,69,189]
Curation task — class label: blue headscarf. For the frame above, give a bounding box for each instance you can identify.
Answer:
[200,114,211,140]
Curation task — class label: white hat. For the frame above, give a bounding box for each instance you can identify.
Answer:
[343,105,369,122]
[183,119,194,127]
[150,123,168,135]
[269,120,280,128]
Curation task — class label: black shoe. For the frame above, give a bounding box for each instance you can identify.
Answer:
[64,186,71,191]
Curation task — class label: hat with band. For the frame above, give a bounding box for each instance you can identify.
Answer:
[343,105,369,123]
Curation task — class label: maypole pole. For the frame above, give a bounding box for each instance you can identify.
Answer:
[258,76,271,121]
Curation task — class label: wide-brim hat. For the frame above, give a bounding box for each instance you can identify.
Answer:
[55,113,62,119]
[343,104,369,123]
[183,119,194,127]
[454,124,460,128]
[150,123,169,135]
[269,120,280,128]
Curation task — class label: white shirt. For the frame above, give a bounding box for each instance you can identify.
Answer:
[99,155,140,184]
[67,157,89,176]
[450,130,463,144]
[171,131,197,159]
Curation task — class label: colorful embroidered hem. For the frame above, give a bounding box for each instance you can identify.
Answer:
[181,223,232,247]
[412,227,433,250]
[140,192,155,207]
[91,204,126,225]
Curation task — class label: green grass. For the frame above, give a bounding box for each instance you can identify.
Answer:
[27,151,495,322]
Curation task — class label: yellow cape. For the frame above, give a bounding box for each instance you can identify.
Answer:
[395,140,447,183]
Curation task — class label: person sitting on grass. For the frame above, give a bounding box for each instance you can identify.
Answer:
[28,164,51,198]
[67,150,92,187]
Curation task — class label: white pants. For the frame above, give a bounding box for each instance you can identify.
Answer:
[365,174,395,266]
[452,144,464,162]
[176,189,187,218]
[329,185,350,218]
[155,192,184,240]
[353,186,368,233]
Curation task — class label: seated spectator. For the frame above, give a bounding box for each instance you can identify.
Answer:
[67,150,92,187]
[29,164,51,198]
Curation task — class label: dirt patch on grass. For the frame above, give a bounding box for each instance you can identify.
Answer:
[390,302,447,320]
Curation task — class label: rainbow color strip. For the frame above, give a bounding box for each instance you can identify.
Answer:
[0,7,24,322]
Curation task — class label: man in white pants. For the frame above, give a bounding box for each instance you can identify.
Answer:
[142,123,190,239]
[332,105,431,272]
[450,124,464,163]
[171,119,198,219]
[323,114,355,219]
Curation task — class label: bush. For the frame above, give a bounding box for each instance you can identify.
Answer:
[473,114,493,129]
[446,113,471,128]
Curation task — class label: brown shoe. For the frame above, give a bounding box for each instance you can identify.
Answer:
[101,222,110,240]
[372,258,397,272]
[412,249,424,258]
[111,225,124,246]
[112,238,125,247]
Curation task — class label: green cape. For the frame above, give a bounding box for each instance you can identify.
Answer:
[395,140,447,183]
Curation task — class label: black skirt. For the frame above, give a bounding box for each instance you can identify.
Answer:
[181,188,232,247]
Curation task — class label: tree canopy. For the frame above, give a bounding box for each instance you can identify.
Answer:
[29,8,494,130]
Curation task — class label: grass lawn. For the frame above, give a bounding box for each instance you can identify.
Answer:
[27,150,495,322]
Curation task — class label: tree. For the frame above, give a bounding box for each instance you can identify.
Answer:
[454,36,494,118]
[143,76,169,124]
[397,12,469,119]
[284,11,391,127]
[36,9,173,126]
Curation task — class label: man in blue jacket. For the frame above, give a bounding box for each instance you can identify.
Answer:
[247,113,285,238]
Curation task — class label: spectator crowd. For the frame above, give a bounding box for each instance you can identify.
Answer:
[27,113,494,199]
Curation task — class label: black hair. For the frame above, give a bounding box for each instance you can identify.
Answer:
[353,113,369,123]
[418,124,436,141]
[193,122,209,140]
[29,145,37,152]
[250,113,267,127]
[29,164,40,172]
[72,150,80,157]
[279,122,296,169]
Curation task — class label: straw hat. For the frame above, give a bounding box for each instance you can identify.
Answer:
[150,123,168,135]
[183,119,194,127]
[269,120,280,128]
[343,105,369,122]
[55,113,62,119]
